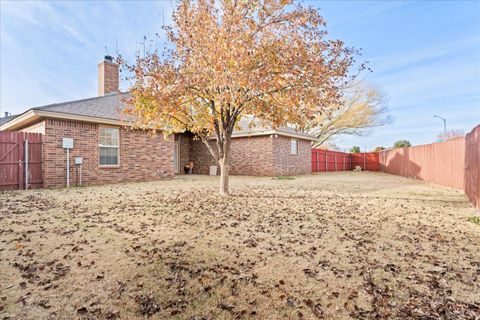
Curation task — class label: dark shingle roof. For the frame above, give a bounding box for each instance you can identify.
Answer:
[34,92,130,121]
[2,92,314,140]
[0,115,17,126]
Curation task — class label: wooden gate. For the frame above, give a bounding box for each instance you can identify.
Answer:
[0,132,42,191]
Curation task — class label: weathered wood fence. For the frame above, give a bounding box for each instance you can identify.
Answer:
[0,132,42,191]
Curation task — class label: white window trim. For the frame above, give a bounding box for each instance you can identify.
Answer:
[99,126,120,167]
[291,138,298,155]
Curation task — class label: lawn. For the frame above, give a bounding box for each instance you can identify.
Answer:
[1,173,479,319]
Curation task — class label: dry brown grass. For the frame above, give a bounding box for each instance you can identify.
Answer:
[1,172,479,320]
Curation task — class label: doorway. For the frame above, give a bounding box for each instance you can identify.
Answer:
[173,139,180,174]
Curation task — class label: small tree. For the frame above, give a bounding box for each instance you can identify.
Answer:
[306,84,390,148]
[373,146,385,152]
[350,146,361,153]
[393,140,411,148]
[436,129,464,142]
[121,0,357,195]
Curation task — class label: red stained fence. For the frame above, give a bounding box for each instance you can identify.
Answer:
[311,149,379,172]
[379,124,480,209]
[0,131,42,191]
[464,125,480,208]
[351,152,380,171]
[379,138,466,190]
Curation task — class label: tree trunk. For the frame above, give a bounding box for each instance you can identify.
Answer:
[218,133,232,195]
[219,158,229,195]
[199,116,234,195]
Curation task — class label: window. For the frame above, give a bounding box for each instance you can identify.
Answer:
[290,138,298,155]
[99,127,119,166]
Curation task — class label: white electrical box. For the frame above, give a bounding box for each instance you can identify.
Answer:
[75,157,83,165]
[62,138,73,149]
[209,165,218,176]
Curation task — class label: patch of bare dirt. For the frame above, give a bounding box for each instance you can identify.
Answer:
[1,172,479,319]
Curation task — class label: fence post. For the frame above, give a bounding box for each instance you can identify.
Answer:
[25,139,29,190]
[334,154,337,171]
[18,132,23,190]
[363,153,366,171]
[325,153,328,172]
[316,151,319,172]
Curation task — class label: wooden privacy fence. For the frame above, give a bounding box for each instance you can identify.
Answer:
[0,131,42,191]
[465,125,480,208]
[379,138,465,190]
[311,149,379,173]
[379,124,480,209]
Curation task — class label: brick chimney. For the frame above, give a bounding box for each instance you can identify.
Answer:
[98,55,119,96]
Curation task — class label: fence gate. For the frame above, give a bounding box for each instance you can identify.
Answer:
[0,131,42,191]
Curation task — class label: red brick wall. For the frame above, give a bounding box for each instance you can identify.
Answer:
[273,136,312,176]
[189,135,311,176]
[42,119,174,188]
[98,60,119,96]
[189,136,275,176]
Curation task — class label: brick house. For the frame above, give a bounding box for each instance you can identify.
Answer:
[0,56,314,188]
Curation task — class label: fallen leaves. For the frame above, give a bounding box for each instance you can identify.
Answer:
[0,174,479,319]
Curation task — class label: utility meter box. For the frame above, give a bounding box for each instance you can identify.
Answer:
[62,138,73,149]
[209,165,218,176]
[75,157,83,165]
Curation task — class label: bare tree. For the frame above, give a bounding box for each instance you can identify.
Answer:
[436,129,465,142]
[306,84,390,148]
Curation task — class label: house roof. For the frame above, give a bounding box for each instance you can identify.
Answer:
[231,117,315,140]
[0,93,131,131]
[33,92,130,120]
[0,93,315,141]
[0,115,17,126]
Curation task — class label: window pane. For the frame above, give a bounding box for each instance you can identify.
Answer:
[99,127,119,166]
[99,146,119,165]
[291,139,297,154]
[99,128,119,147]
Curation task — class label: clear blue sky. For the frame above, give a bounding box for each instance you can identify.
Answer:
[1,0,479,150]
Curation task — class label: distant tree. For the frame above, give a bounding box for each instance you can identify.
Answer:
[350,146,361,153]
[393,140,411,148]
[373,146,385,152]
[436,129,465,142]
[306,84,391,148]
[121,0,359,195]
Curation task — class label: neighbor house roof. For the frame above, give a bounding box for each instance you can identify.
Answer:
[0,115,17,126]
[0,93,315,141]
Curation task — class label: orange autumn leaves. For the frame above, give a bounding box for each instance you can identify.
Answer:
[120,0,358,193]
[122,0,356,139]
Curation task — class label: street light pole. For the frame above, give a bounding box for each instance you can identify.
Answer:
[433,115,447,138]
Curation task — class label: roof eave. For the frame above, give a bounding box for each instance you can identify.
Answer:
[0,110,38,131]
[223,129,316,141]
[0,109,316,142]
[0,109,129,131]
